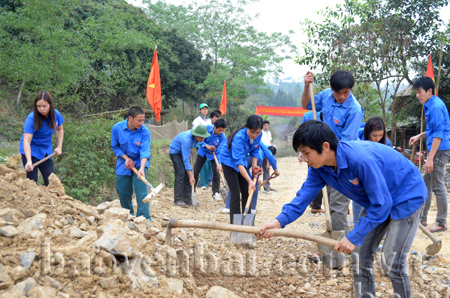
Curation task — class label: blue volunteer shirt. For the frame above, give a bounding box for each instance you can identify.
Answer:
[258,143,277,170]
[424,95,450,151]
[276,141,426,246]
[302,110,322,123]
[19,110,64,160]
[169,131,199,171]
[198,125,227,161]
[111,120,151,176]
[220,128,262,172]
[307,89,363,141]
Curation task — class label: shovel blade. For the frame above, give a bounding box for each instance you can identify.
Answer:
[219,187,229,203]
[317,229,346,269]
[426,239,442,255]
[229,214,256,243]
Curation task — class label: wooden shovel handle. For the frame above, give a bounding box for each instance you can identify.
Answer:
[243,175,258,216]
[409,145,416,163]
[213,152,227,186]
[309,84,317,121]
[32,152,56,168]
[131,167,148,183]
[163,218,338,248]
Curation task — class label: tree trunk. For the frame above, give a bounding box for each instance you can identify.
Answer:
[16,78,26,106]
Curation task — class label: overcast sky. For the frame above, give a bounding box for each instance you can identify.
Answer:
[128,0,450,81]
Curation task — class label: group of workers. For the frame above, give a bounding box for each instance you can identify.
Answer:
[19,67,448,298]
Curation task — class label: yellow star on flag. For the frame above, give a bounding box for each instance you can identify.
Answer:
[148,84,155,88]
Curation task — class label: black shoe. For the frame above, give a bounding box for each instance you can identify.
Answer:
[174,201,188,208]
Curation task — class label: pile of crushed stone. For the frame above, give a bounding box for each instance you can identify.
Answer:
[1,154,449,298]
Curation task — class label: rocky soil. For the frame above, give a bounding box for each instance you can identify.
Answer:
[0,155,449,298]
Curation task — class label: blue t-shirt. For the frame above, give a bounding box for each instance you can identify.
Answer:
[307,89,363,141]
[198,125,227,161]
[220,128,262,172]
[19,110,64,160]
[111,120,151,176]
[276,141,426,246]
[424,95,450,151]
[169,131,200,171]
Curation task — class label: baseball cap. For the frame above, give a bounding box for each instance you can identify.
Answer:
[199,103,209,109]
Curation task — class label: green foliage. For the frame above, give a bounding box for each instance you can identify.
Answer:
[296,0,448,121]
[0,0,211,114]
[57,118,173,203]
[56,118,118,203]
[145,0,296,108]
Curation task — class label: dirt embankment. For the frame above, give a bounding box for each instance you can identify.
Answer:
[0,155,449,298]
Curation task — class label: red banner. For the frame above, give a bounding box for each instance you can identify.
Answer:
[255,105,309,117]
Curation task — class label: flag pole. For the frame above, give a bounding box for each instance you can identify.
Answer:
[436,33,444,96]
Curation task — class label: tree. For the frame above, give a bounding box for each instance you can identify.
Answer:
[0,0,211,114]
[144,0,296,97]
[296,0,448,122]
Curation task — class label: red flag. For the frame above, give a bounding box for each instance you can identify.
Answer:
[146,48,162,122]
[425,55,437,95]
[219,80,227,115]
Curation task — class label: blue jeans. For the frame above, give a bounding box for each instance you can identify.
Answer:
[351,205,423,298]
[116,166,151,220]
[421,149,450,226]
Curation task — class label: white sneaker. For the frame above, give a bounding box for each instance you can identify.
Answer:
[213,193,222,201]
[221,208,230,214]
[250,209,257,214]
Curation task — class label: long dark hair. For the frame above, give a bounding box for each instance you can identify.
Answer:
[363,116,386,144]
[33,91,56,131]
[227,115,263,149]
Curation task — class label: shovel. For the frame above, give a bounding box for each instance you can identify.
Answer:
[409,141,441,255]
[130,167,164,203]
[191,181,198,212]
[258,173,277,189]
[419,223,442,255]
[213,152,229,201]
[308,84,346,268]
[317,188,346,269]
[31,152,56,168]
[229,174,260,243]
[163,217,338,248]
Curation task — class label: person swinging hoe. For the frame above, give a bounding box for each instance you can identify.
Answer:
[258,120,427,298]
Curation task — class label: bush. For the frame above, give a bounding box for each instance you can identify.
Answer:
[57,118,173,204]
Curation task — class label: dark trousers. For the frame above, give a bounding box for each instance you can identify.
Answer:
[223,164,249,224]
[307,165,322,209]
[170,153,192,204]
[193,154,220,195]
[262,158,270,189]
[21,154,54,186]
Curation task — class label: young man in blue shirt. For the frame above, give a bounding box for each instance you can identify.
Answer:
[258,120,426,298]
[193,119,228,201]
[301,70,364,233]
[169,125,210,208]
[410,76,450,232]
[111,106,151,220]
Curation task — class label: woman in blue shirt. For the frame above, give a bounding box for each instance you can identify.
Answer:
[19,91,64,186]
[220,115,263,223]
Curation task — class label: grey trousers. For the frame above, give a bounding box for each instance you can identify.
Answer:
[421,149,450,226]
[262,158,270,188]
[327,185,351,233]
[352,206,423,298]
